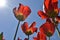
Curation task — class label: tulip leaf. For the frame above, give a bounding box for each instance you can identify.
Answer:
[0,32,3,40]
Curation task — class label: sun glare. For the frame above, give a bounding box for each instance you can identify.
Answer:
[0,0,7,8]
[43,4,45,12]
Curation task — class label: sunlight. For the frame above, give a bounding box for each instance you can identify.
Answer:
[0,0,7,8]
[43,4,45,13]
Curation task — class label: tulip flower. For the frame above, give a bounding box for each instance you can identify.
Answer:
[33,32,47,40]
[24,38,28,40]
[13,3,31,21]
[13,3,31,40]
[38,0,60,37]
[21,22,37,35]
[40,19,55,37]
[17,37,21,40]
[38,0,59,19]
[21,22,37,40]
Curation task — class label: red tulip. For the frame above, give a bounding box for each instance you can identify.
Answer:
[33,32,47,40]
[24,38,28,40]
[38,0,59,19]
[13,3,31,21]
[33,37,37,40]
[40,20,55,37]
[21,22,37,35]
[17,37,21,40]
[38,10,48,19]
[44,0,58,11]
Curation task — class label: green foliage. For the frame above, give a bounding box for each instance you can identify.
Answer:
[0,32,3,40]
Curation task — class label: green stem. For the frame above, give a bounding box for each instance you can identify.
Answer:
[56,27,60,36]
[55,23,60,35]
[52,19,60,35]
[28,35,29,40]
[13,21,20,40]
[49,37,50,40]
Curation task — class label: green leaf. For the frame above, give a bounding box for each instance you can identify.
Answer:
[0,32,3,40]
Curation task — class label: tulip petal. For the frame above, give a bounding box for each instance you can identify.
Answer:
[44,0,53,10]
[52,0,58,13]
[23,6,31,18]
[44,0,50,9]
[13,7,18,16]
[52,0,58,9]
[21,22,28,33]
[33,32,47,40]
[18,4,24,13]
[29,22,37,33]
[38,32,46,40]
[24,38,28,40]
[44,0,58,11]
[52,0,58,3]
[38,10,48,19]
[30,22,36,28]
[40,21,55,37]
[17,37,21,40]
[33,37,37,40]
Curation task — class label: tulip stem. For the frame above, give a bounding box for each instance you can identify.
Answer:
[13,21,20,40]
[52,19,60,36]
[28,35,29,40]
[49,37,50,40]
[56,27,60,36]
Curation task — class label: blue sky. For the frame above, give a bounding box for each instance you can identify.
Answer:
[0,0,60,40]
